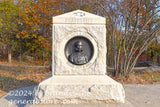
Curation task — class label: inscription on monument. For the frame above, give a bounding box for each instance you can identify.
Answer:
[65,18,92,23]
[74,11,85,17]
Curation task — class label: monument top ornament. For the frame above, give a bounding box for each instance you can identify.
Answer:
[53,9,105,24]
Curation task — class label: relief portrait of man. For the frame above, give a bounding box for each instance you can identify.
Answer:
[68,41,88,65]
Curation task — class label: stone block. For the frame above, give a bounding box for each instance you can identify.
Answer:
[33,75,125,104]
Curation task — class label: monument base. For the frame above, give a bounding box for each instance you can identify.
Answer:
[33,75,125,104]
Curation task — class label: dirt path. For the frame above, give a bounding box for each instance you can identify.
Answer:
[124,84,160,107]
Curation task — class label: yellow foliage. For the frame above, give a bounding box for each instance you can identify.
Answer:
[16,34,20,39]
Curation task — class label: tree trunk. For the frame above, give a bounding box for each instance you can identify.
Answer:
[19,39,23,63]
[8,48,11,63]
[20,45,22,63]
[147,53,150,61]
[43,51,45,66]
[157,55,160,63]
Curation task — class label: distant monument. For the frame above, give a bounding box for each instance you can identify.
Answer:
[33,10,125,104]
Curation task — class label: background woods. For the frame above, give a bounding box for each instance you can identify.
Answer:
[0,0,160,76]
[98,0,160,76]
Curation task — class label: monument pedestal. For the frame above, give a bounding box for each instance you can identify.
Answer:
[33,75,125,104]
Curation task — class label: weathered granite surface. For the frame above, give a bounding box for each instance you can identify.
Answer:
[33,75,125,104]
[52,10,106,75]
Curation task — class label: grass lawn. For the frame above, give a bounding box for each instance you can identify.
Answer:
[111,72,160,84]
[0,68,51,98]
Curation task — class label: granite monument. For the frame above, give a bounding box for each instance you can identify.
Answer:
[33,10,125,104]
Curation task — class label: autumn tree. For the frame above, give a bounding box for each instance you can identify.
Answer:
[147,35,160,63]
[0,0,22,63]
[16,0,61,64]
[97,0,160,76]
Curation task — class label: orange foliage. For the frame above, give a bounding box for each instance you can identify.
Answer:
[140,21,144,24]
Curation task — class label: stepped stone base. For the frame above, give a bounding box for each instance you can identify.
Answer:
[33,75,125,104]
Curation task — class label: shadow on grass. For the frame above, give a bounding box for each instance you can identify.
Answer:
[0,76,38,107]
[5,86,35,107]
[0,76,38,93]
